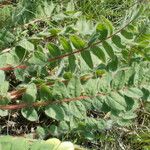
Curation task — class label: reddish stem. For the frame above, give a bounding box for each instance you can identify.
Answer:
[0,95,103,110]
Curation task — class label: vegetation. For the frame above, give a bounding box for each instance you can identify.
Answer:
[0,0,150,149]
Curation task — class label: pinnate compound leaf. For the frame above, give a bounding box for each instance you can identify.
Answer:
[81,51,93,68]
[102,41,115,59]
[70,35,86,49]
[22,83,37,103]
[21,108,38,122]
[90,46,106,63]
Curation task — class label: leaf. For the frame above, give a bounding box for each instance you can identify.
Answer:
[92,97,103,111]
[96,23,108,40]
[88,33,99,45]
[106,92,127,111]
[121,30,133,39]
[47,43,61,57]
[45,104,65,121]
[40,85,52,101]
[90,46,106,63]
[0,70,5,84]
[124,88,143,99]
[0,109,8,117]
[21,108,38,122]
[69,101,86,119]
[60,37,76,71]
[102,41,115,59]
[67,77,82,97]
[70,35,86,49]
[0,54,7,67]
[0,81,9,96]
[45,138,61,149]
[68,55,76,72]
[81,51,93,68]
[84,79,98,96]
[22,83,37,103]
[60,37,72,53]
[101,16,114,35]
[111,70,125,89]
[18,39,34,51]
[112,35,126,48]
[15,47,27,61]
[107,55,118,71]
[53,82,69,99]
[29,51,47,65]
[57,142,74,150]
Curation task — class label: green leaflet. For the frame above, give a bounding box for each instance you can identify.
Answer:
[0,54,7,67]
[88,33,99,45]
[107,55,118,71]
[90,46,106,63]
[96,23,108,40]
[22,83,37,103]
[102,41,115,59]
[81,50,93,68]
[106,92,127,111]
[60,37,76,72]
[0,136,29,150]
[0,70,5,84]
[101,16,114,35]
[69,101,86,119]
[121,30,133,39]
[45,104,65,121]
[70,35,86,49]
[40,85,52,101]
[112,35,126,48]
[53,81,70,99]
[123,87,143,99]
[68,55,76,72]
[60,37,72,53]
[15,46,27,61]
[0,109,8,117]
[29,51,47,65]
[47,43,61,57]
[83,79,99,96]
[67,77,82,97]
[18,39,34,51]
[21,108,39,122]
[92,97,103,111]
[0,81,9,96]
[111,70,125,89]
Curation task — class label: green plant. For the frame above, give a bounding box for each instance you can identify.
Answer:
[0,0,150,149]
[0,136,85,150]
